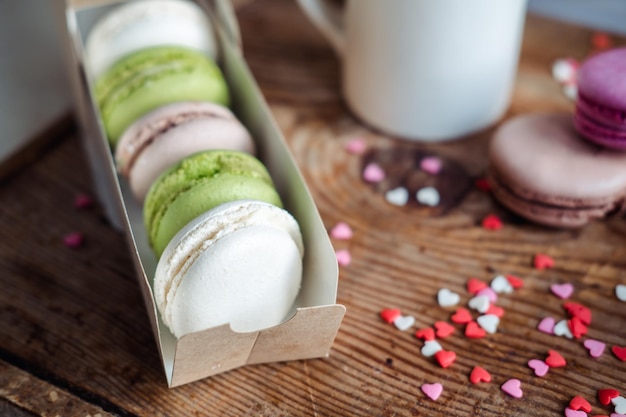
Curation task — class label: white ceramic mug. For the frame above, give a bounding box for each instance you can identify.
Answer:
[296,0,528,141]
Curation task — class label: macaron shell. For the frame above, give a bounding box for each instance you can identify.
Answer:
[574,106,626,150]
[577,47,626,113]
[86,0,217,79]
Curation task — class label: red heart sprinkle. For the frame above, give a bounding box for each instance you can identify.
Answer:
[563,302,592,325]
[467,278,488,294]
[414,327,435,341]
[434,350,456,368]
[451,307,472,324]
[380,308,401,324]
[63,232,84,249]
[598,388,620,405]
[465,321,486,339]
[434,321,455,338]
[486,304,505,318]
[475,178,491,192]
[506,274,524,289]
[533,253,554,270]
[469,366,491,384]
[569,396,592,413]
[612,345,626,362]
[481,214,503,230]
[567,316,588,339]
[545,350,567,368]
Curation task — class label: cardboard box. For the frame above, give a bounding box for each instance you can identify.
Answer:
[55,0,345,387]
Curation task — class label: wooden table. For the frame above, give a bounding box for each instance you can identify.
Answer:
[1,1,624,416]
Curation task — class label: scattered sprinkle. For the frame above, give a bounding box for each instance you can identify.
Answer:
[469,366,491,384]
[465,321,486,339]
[612,396,626,414]
[362,162,385,183]
[598,388,620,406]
[335,249,351,266]
[451,307,473,324]
[612,345,626,362]
[583,339,606,358]
[592,32,612,50]
[550,282,574,299]
[501,379,523,398]
[421,382,443,401]
[73,193,94,209]
[393,315,415,331]
[616,284,626,302]
[385,187,409,206]
[63,232,84,249]
[537,316,556,334]
[468,294,490,313]
[421,340,443,357]
[563,83,578,101]
[434,349,456,368]
[434,321,455,338]
[545,349,567,368]
[564,302,592,325]
[476,287,498,303]
[467,278,488,295]
[533,253,554,270]
[527,359,549,377]
[437,288,461,307]
[481,214,503,230]
[474,178,491,192]
[553,319,573,339]
[476,314,499,334]
[568,316,588,339]
[490,275,513,294]
[552,58,578,84]
[564,408,587,417]
[329,222,353,240]
[569,396,592,413]
[506,274,524,289]
[380,308,401,324]
[419,156,443,175]
[414,327,435,341]
[486,304,504,318]
[345,138,367,154]
[416,187,440,207]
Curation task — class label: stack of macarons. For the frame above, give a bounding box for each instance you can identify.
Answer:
[488,47,626,228]
[86,0,304,338]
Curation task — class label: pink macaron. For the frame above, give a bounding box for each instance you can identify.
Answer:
[574,47,626,150]
[115,101,255,202]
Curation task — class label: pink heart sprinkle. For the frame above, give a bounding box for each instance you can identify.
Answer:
[583,339,606,358]
[550,282,574,299]
[501,378,523,398]
[611,414,626,417]
[335,249,351,266]
[537,317,555,334]
[330,222,353,240]
[421,382,443,401]
[420,156,442,175]
[564,408,588,417]
[63,232,84,249]
[476,287,498,303]
[527,359,549,377]
[73,193,94,209]
[362,163,385,183]
[345,138,367,154]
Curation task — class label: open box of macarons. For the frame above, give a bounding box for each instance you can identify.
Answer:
[57,0,345,387]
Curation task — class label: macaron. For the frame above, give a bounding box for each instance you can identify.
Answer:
[115,101,255,202]
[144,150,282,256]
[94,46,229,146]
[488,113,626,228]
[86,0,217,79]
[574,47,626,150]
[154,200,304,338]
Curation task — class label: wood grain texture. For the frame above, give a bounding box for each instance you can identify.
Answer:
[0,0,625,416]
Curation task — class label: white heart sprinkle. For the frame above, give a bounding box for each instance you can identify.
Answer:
[437,288,460,307]
[616,284,626,302]
[490,275,513,294]
[468,295,490,313]
[385,187,409,206]
[477,314,500,334]
[552,59,577,83]
[612,396,626,414]
[553,319,573,339]
[393,315,415,331]
[563,83,577,101]
[421,340,443,357]
[416,187,440,207]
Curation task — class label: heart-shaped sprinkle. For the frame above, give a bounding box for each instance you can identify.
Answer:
[380,308,401,324]
[421,382,443,401]
[467,278,488,294]
[527,359,549,377]
[506,274,524,289]
[73,193,94,209]
[537,317,556,334]
[451,307,472,324]
[612,345,626,362]
[501,379,523,398]
[599,388,620,406]
[420,156,443,175]
[345,138,367,154]
[63,232,84,249]
[612,396,626,414]
[563,83,578,101]
[481,214,503,230]
[476,287,498,303]
[477,314,500,334]
[552,58,578,83]
[475,178,491,192]
[329,222,353,240]
[564,302,592,325]
[363,163,385,183]
[569,395,592,412]
[465,321,486,338]
[393,315,415,331]
[545,349,567,368]
[469,366,491,384]
[616,285,626,302]
[490,275,513,294]
[434,321,455,338]
[584,339,606,358]
[385,187,409,206]
[568,316,588,339]
[554,320,573,339]
[414,327,435,341]
[610,413,626,417]
[335,249,351,266]
[416,187,440,207]
[468,294,490,313]
[486,304,505,318]
[421,340,443,357]
[434,350,456,368]
[534,253,554,270]
[564,408,588,417]
[438,288,461,307]
[551,282,574,299]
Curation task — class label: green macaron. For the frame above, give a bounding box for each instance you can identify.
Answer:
[94,46,229,146]
[144,150,283,256]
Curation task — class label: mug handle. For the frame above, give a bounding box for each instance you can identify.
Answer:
[295,0,345,57]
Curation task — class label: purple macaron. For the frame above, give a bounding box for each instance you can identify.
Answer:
[574,47,626,150]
